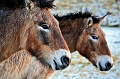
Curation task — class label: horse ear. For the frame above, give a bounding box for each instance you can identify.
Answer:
[29,1,35,10]
[86,17,93,28]
[97,12,111,23]
[26,1,34,10]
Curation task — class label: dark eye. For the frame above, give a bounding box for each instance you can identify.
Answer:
[91,35,98,40]
[41,24,49,30]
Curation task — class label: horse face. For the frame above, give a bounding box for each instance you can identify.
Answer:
[26,4,71,70]
[76,17,113,71]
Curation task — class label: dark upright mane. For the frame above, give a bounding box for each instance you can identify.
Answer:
[54,10,100,23]
[0,0,55,9]
[32,0,55,8]
[92,16,102,23]
[54,11,92,21]
[0,0,28,9]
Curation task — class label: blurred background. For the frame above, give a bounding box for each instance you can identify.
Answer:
[51,0,120,79]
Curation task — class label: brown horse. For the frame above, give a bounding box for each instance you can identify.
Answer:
[54,11,113,71]
[0,0,71,79]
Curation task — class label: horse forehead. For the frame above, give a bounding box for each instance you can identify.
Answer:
[95,25,105,36]
[47,16,59,29]
[42,9,59,25]
[32,9,59,29]
[89,24,104,35]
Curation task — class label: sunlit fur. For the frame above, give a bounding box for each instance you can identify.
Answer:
[0,0,71,79]
[54,11,113,71]
[0,50,54,79]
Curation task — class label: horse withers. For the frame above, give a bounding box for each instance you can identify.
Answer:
[0,0,71,79]
[54,11,113,71]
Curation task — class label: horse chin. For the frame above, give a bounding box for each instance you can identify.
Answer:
[96,55,113,71]
[32,49,71,71]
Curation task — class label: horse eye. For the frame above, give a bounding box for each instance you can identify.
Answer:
[41,24,49,29]
[91,35,98,40]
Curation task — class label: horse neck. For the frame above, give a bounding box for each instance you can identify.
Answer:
[0,50,54,79]
[0,9,30,62]
[59,18,85,52]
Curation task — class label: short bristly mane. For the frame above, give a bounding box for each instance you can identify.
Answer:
[54,10,100,23]
[32,0,55,8]
[0,0,55,9]
[0,0,28,9]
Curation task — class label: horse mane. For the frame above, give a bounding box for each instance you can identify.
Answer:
[32,0,55,8]
[54,10,100,23]
[0,0,55,9]
[0,0,27,9]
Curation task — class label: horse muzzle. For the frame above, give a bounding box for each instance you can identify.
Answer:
[53,56,70,70]
[52,49,71,70]
[96,55,113,71]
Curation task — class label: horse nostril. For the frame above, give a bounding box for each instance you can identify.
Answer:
[61,56,70,68]
[105,62,113,70]
[99,62,103,71]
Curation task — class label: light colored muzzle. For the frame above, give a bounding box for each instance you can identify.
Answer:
[51,49,71,70]
[96,55,113,71]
